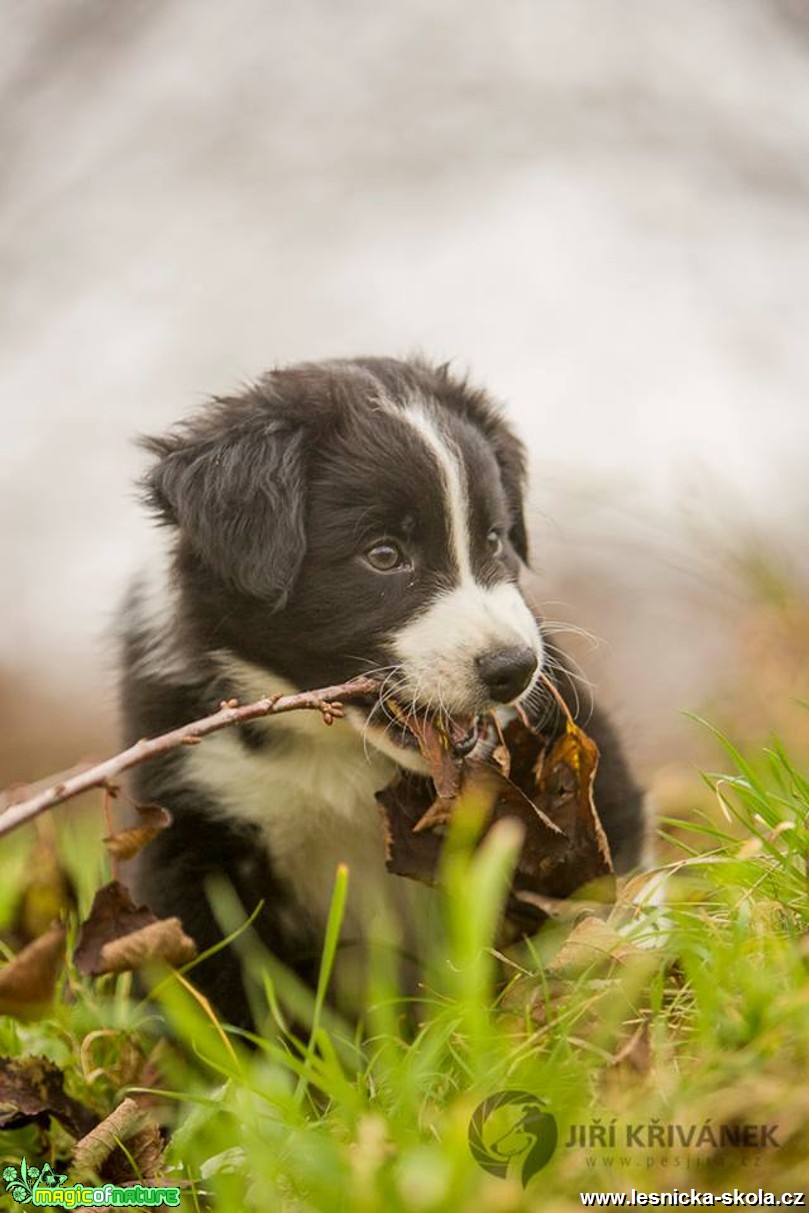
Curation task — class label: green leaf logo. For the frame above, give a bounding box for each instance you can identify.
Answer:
[1,1156,64,1205]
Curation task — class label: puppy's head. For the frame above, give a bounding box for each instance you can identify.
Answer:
[142,357,543,766]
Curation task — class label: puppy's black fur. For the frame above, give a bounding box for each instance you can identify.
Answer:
[121,357,645,1030]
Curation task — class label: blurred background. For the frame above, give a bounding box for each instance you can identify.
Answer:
[2,0,808,811]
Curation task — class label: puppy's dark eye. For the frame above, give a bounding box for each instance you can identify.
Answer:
[486,529,504,559]
[365,542,407,572]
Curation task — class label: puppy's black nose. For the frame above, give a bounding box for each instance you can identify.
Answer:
[476,645,538,704]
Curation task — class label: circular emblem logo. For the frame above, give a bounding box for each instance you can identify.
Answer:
[468,1090,558,1187]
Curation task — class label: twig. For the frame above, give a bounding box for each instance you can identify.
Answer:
[0,676,379,840]
[0,761,98,813]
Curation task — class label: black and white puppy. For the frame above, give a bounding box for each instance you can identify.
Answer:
[121,356,644,1029]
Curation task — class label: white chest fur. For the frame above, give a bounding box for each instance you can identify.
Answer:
[183,660,431,961]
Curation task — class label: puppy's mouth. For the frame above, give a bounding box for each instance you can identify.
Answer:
[355,694,485,758]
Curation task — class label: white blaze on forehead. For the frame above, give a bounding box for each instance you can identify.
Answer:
[371,390,543,717]
[396,400,473,582]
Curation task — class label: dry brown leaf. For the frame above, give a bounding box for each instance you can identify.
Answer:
[74,882,157,976]
[377,695,615,934]
[490,743,511,778]
[547,915,637,980]
[490,712,511,778]
[377,772,445,884]
[74,881,196,977]
[0,924,66,1019]
[0,1055,96,1136]
[97,918,197,974]
[412,795,457,833]
[76,1116,167,1190]
[406,714,463,801]
[72,1097,144,1177]
[99,1123,165,1186]
[103,804,172,862]
[104,802,172,861]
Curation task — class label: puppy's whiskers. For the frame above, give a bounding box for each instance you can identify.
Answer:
[356,665,412,759]
[540,617,602,651]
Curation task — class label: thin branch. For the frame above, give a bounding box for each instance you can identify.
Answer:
[0,676,379,840]
[0,761,98,814]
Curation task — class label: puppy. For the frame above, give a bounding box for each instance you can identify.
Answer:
[121,356,644,1029]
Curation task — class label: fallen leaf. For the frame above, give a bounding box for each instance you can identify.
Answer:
[403,712,463,801]
[547,915,636,980]
[412,794,457,834]
[0,924,65,1019]
[99,1123,165,1185]
[517,716,614,907]
[97,918,197,974]
[74,881,195,976]
[74,1106,168,1188]
[74,883,156,976]
[0,1055,96,1136]
[377,772,445,884]
[377,687,615,935]
[104,804,172,862]
[72,1097,144,1177]
[490,712,511,778]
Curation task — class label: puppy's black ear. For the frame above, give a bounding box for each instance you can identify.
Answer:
[141,415,306,606]
[500,454,528,563]
[491,430,529,564]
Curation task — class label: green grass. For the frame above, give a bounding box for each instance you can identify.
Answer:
[2,726,809,1210]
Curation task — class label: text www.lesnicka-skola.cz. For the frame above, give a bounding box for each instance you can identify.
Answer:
[579,1191,805,1207]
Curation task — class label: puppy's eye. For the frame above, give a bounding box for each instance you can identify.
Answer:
[486,529,504,559]
[365,542,407,572]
